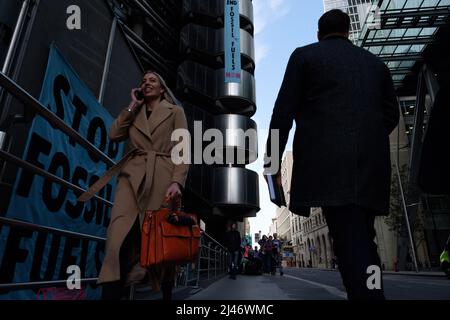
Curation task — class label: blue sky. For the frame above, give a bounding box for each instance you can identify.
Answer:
[248,0,324,238]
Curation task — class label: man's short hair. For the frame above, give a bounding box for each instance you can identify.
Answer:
[318,9,350,39]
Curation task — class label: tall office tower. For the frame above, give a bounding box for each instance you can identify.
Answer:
[323,0,373,43]
[178,0,259,240]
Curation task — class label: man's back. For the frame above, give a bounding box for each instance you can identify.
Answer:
[268,35,399,216]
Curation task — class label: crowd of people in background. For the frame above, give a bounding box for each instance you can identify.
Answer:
[225,225,285,278]
[256,234,284,276]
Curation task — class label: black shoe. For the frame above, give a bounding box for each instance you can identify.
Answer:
[101,281,121,300]
[161,281,174,301]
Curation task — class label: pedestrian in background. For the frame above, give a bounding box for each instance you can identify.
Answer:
[225,222,241,280]
[272,233,284,276]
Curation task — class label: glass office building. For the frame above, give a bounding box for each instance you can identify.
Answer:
[357,0,450,270]
[323,0,373,43]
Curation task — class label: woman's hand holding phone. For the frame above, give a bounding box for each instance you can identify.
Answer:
[128,88,144,112]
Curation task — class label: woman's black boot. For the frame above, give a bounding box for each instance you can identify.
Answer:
[101,281,122,300]
[161,281,174,301]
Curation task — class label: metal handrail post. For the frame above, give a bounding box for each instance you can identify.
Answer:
[98,18,117,104]
[213,246,216,279]
[195,237,203,287]
[186,263,190,287]
[2,0,30,75]
[219,248,222,274]
[394,157,420,273]
[223,249,226,273]
[207,242,211,280]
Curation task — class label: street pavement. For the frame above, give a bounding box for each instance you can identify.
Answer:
[187,267,450,300]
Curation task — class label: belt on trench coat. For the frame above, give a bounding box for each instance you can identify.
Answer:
[77,147,171,211]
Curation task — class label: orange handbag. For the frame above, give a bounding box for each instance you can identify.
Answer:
[140,197,201,267]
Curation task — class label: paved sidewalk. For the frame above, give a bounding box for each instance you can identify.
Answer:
[136,269,447,300]
[187,274,294,300]
[384,271,444,277]
[296,267,445,277]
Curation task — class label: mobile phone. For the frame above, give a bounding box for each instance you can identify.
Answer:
[134,90,144,100]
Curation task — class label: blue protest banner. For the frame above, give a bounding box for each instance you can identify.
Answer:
[0,45,124,299]
[224,0,242,83]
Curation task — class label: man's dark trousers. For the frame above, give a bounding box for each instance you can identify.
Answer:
[323,205,385,300]
[229,250,240,278]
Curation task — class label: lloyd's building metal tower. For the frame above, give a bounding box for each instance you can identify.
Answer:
[0,0,258,298]
[177,0,259,239]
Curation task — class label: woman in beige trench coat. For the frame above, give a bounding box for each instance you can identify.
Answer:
[78,71,189,300]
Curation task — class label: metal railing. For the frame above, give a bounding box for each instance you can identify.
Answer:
[197,232,229,285]
[0,70,115,295]
[0,149,113,207]
[0,71,115,166]
[0,215,229,297]
[176,232,229,288]
[0,217,105,292]
[0,215,230,297]
[175,231,229,288]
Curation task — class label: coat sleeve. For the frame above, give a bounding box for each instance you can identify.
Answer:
[171,107,190,188]
[109,109,135,142]
[264,49,303,172]
[381,65,400,134]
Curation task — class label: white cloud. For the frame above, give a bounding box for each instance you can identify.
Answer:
[254,0,290,35]
[253,0,291,65]
[269,0,284,10]
[253,3,268,36]
[255,41,269,66]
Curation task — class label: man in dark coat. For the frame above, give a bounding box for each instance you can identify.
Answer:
[264,10,399,300]
[225,222,242,279]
